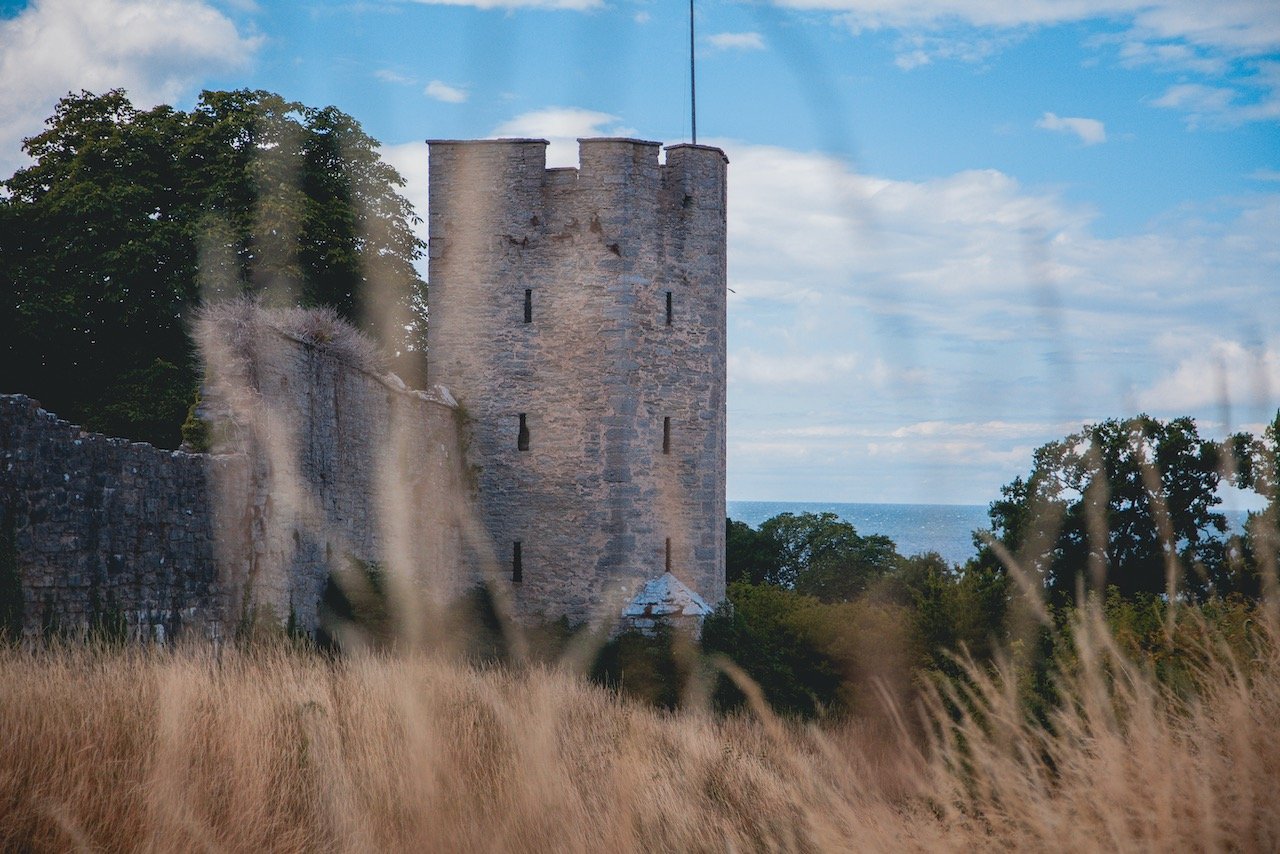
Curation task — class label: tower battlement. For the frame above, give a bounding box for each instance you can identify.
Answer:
[426,136,728,622]
[425,137,727,262]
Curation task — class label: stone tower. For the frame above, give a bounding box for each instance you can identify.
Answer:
[425,137,727,622]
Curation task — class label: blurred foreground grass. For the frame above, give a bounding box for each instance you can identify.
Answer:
[2,601,1278,852]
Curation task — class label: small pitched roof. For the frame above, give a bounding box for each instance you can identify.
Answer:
[622,572,713,618]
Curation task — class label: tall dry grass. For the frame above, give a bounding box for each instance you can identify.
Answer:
[2,606,1278,853]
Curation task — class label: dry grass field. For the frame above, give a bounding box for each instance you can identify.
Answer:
[2,605,1278,853]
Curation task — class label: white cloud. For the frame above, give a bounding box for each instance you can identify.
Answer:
[886,420,1074,441]
[494,107,628,139]
[1113,38,1226,75]
[376,68,415,85]
[1154,83,1237,114]
[0,0,261,176]
[1152,69,1280,127]
[780,0,1280,126]
[730,350,859,385]
[778,0,1280,56]
[1138,340,1280,412]
[724,142,1097,317]
[492,107,636,166]
[634,11,651,24]
[1036,111,1107,145]
[425,80,468,103]
[707,32,766,51]
[887,28,1020,69]
[720,139,1280,500]
[1251,168,1280,183]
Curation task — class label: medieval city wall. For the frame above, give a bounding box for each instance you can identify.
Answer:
[0,314,471,641]
[0,395,244,640]
[209,320,473,635]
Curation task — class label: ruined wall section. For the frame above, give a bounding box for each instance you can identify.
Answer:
[0,394,243,640]
[426,138,727,621]
[0,318,471,641]
[213,325,472,633]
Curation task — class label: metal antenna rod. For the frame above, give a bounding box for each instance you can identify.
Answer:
[689,0,697,144]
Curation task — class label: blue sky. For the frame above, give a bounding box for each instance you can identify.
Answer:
[2,0,1278,506]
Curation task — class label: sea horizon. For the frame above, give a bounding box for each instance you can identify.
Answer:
[728,500,1252,568]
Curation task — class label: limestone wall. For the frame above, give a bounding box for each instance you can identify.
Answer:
[0,315,471,642]
[0,395,241,640]
[204,320,473,634]
[426,137,727,622]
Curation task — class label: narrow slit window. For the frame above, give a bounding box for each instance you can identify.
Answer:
[665,538,672,573]
[512,541,523,583]
[665,291,673,325]
[662,417,671,454]
[517,413,530,451]
[523,288,533,323]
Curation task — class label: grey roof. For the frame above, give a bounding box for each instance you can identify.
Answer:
[622,572,714,618]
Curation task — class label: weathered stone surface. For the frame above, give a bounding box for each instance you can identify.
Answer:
[198,321,474,636]
[0,395,232,640]
[0,322,470,641]
[427,138,728,624]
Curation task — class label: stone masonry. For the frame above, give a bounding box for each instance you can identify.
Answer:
[0,318,469,641]
[0,136,729,639]
[427,138,728,622]
[0,395,237,641]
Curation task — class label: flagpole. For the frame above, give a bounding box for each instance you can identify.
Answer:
[689,0,697,144]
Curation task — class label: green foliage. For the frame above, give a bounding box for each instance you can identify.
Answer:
[702,581,928,718]
[885,553,1010,674]
[1229,413,1280,596]
[1082,590,1260,693]
[0,506,23,643]
[702,582,839,716]
[727,511,903,601]
[180,391,211,453]
[316,557,392,652]
[0,88,427,446]
[96,358,192,445]
[590,626,698,711]
[975,414,1240,604]
[725,518,775,585]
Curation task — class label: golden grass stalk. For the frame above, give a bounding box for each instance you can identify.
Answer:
[2,610,1277,853]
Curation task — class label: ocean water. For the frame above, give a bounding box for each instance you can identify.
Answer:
[727,501,1253,568]
[728,501,989,566]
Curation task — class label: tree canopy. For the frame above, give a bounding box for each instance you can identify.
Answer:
[0,89,426,446]
[974,414,1256,603]
[727,511,901,601]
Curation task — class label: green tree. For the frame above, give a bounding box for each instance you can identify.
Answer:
[725,517,778,585]
[1229,412,1280,596]
[0,89,426,447]
[755,511,903,601]
[884,553,1010,673]
[975,415,1235,603]
[702,582,842,717]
